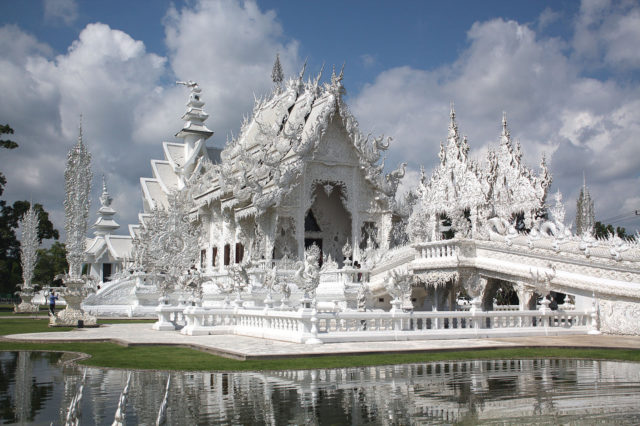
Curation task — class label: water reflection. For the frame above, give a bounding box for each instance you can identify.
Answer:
[2,351,640,424]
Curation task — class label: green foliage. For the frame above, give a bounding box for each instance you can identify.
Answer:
[0,124,18,197]
[0,201,60,293]
[594,221,633,240]
[33,242,68,287]
[0,124,61,294]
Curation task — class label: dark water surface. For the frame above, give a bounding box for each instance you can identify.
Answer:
[2,351,640,425]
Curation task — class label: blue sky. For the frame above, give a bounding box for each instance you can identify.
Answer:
[0,0,639,237]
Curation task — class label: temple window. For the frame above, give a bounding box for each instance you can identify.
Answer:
[200,249,206,269]
[235,243,244,263]
[224,244,231,266]
[212,247,218,267]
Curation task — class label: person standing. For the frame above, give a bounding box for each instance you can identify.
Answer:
[49,290,58,315]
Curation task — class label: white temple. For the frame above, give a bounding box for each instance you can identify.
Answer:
[82,61,640,340]
[84,177,132,284]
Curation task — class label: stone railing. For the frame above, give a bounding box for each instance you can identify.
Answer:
[152,302,188,331]
[414,240,460,260]
[174,305,596,342]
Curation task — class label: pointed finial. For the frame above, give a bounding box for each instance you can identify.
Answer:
[99,174,112,207]
[583,170,586,189]
[448,101,457,139]
[314,62,325,85]
[78,114,84,144]
[298,58,307,80]
[339,62,345,80]
[502,111,508,135]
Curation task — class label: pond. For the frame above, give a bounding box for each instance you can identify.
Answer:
[2,351,640,424]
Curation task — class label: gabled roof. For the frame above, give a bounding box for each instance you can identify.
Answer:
[85,234,132,262]
[190,66,402,217]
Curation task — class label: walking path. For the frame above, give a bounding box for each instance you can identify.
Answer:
[4,324,640,360]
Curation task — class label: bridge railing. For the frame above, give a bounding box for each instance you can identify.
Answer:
[414,240,460,260]
[174,304,595,341]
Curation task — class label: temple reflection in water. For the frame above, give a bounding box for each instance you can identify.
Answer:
[2,351,640,424]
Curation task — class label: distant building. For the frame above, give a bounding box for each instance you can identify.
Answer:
[84,177,132,283]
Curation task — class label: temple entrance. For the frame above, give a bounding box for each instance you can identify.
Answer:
[305,181,352,267]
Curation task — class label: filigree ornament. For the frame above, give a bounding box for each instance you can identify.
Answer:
[64,125,92,278]
[385,269,415,310]
[409,109,551,244]
[131,191,200,298]
[19,206,39,289]
[15,206,40,312]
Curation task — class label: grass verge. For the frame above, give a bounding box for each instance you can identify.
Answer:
[0,318,153,335]
[0,342,639,372]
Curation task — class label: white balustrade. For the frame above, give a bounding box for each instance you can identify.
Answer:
[415,241,460,260]
[173,304,594,342]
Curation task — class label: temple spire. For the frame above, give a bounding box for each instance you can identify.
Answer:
[448,102,458,140]
[175,81,213,143]
[92,175,119,236]
[576,172,595,236]
[501,111,510,142]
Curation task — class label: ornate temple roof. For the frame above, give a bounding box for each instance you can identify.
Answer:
[411,109,552,239]
[486,113,551,219]
[188,64,402,219]
[417,106,487,217]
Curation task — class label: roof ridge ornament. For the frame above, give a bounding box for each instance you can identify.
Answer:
[99,175,112,207]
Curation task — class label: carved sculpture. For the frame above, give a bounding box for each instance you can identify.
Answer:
[15,206,40,313]
[52,124,97,327]
[295,244,321,306]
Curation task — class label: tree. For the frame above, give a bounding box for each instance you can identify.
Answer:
[0,124,18,196]
[0,124,60,295]
[33,242,68,287]
[0,201,59,294]
[594,221,633,240]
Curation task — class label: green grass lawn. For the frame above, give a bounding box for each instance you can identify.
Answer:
[1,318,640,372]
[0,341,638,372]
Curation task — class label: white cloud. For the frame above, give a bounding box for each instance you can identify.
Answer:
[537,7,561,30]
[0,0,301,240]
[158,0,300,142]
[0,22,167,239]
[573,0,640,69]
[360,54,376,68]
[352,14,640,232]
[44,0,78,26]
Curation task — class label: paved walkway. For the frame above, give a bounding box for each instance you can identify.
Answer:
[4,324,640,360]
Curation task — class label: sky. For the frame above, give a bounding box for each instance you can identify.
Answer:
[0,0,639,241]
